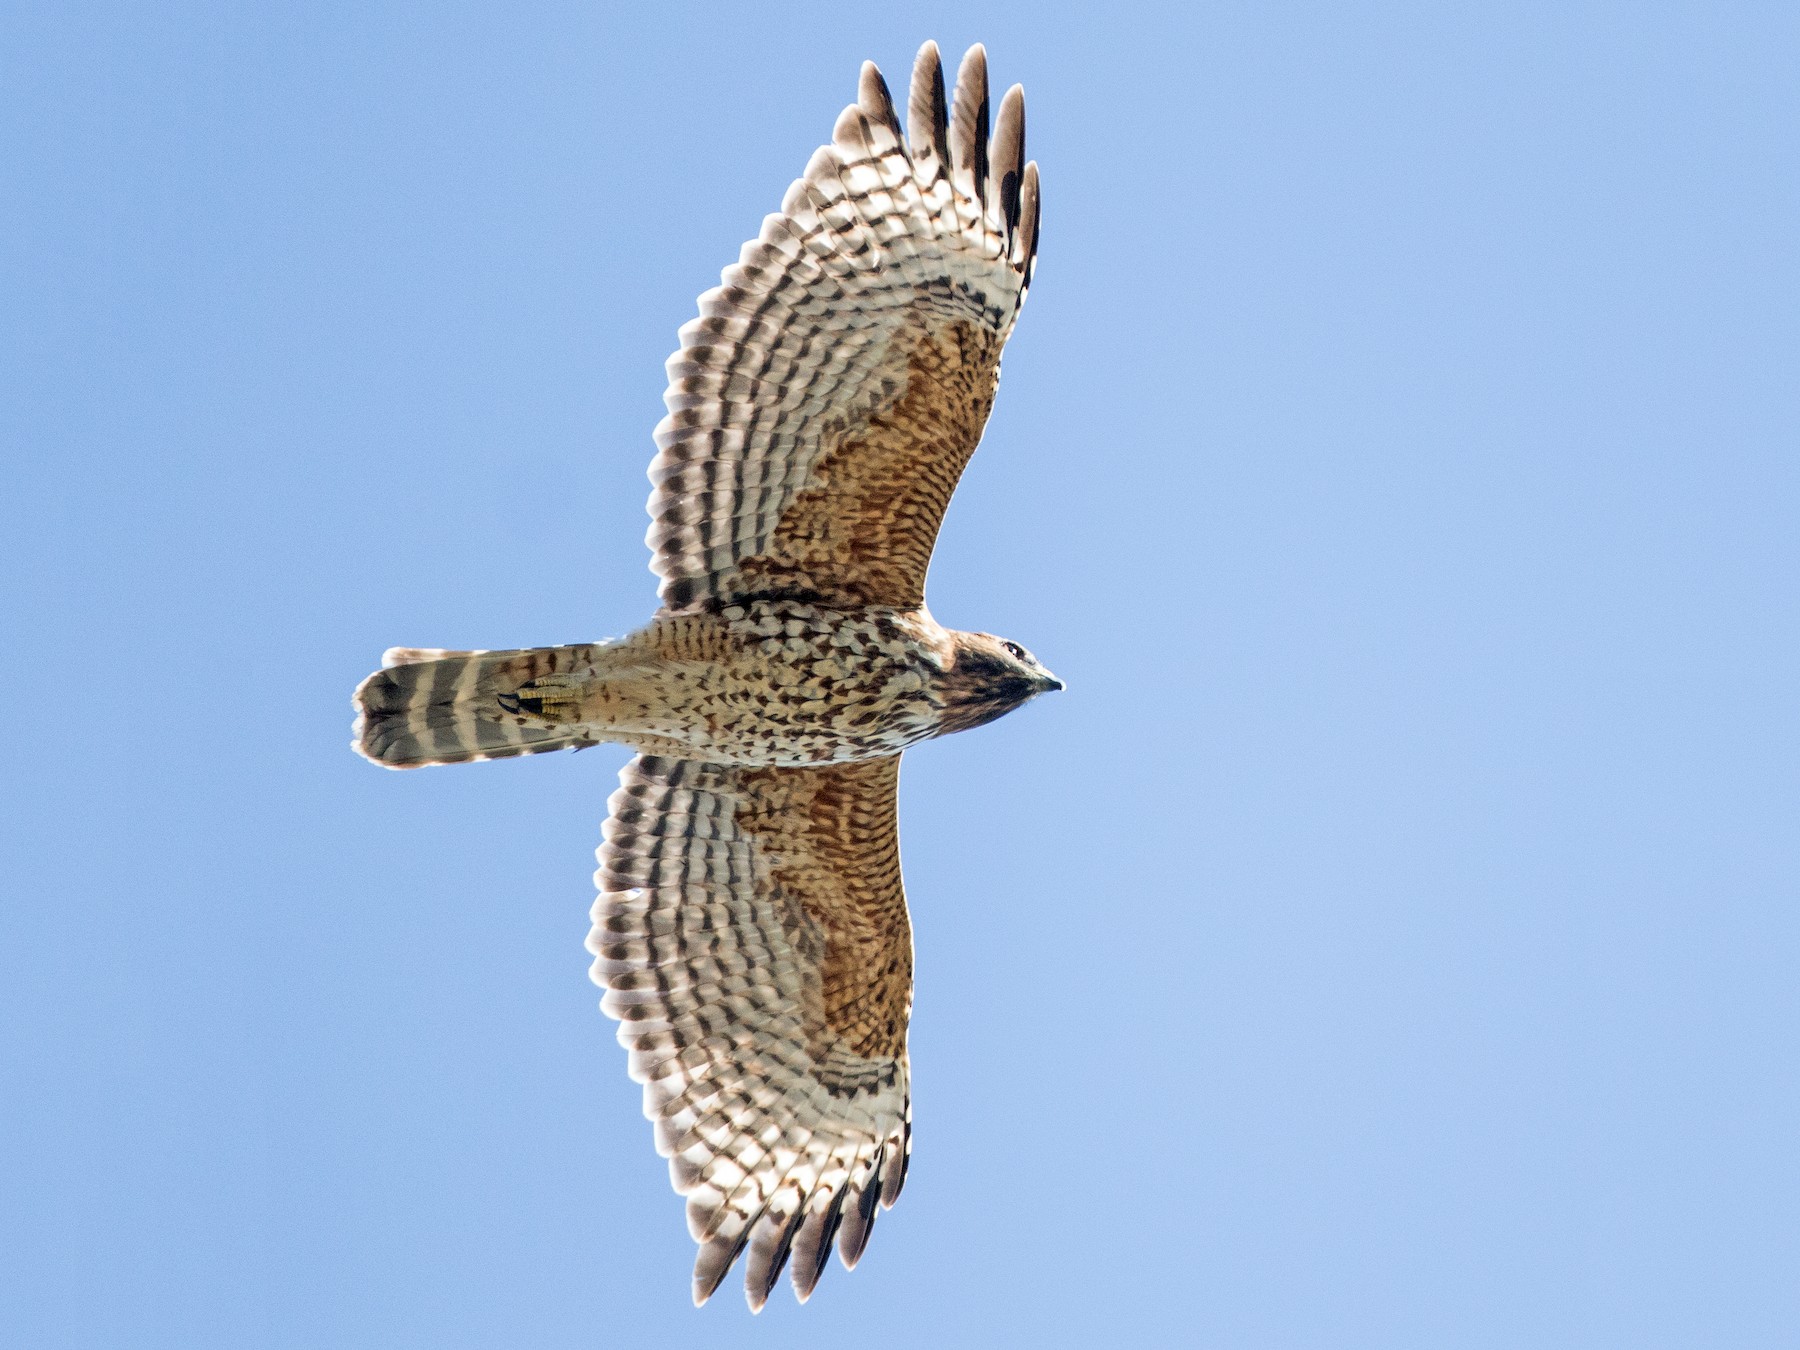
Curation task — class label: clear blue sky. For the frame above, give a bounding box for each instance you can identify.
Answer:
[5,3,1796,1346]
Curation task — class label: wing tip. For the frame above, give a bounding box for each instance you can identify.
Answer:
[741,1206,803,1312]
[1018,158,1042,285]
[949,44,992,193]
[691,1222,754,1308]
[992,82,1026,232]
[908,40,950,166]
[790,1186,849,1302]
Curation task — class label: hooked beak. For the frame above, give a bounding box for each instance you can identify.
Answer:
[1037,672,1065,694]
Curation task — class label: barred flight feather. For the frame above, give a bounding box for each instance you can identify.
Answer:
[588,754,912,1307]
[648,40,1041,613]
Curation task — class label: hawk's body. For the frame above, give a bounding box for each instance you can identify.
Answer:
[351,42,1055,1309]
[356,598,1039,770]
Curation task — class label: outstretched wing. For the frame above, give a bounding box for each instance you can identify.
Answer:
[589,754,913,1309]
[648,42,1042,612]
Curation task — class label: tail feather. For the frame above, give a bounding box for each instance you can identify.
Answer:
[352,645,600,769]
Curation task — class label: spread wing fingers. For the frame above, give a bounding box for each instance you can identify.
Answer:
[648,43,1042,611]
[589,754,913,1308]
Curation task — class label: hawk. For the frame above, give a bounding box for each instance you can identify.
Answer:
[351,42,1056,1309]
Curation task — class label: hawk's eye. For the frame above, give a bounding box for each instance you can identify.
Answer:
[1002,641,1026,661]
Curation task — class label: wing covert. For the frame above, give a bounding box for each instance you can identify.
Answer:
[647,42,1041,612]
[588,753,913,1309]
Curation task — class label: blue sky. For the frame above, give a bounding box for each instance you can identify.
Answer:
[5,2,1797,1346]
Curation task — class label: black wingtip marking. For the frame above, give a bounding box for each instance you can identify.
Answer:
[909,40,950,167]
[797,1185,852,1300]
[752,1210,803,1309]
[858,60,901,140]
[951,44,990,200]
[993,83,1026,233]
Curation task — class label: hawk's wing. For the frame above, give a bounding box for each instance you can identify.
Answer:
[647,42,1041,612]
[588,754,913,1309]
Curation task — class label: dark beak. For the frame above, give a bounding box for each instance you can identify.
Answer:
[1037,672,1065,693]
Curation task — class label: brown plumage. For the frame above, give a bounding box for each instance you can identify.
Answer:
[350,41,1057,1310]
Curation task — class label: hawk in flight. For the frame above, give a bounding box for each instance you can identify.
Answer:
[352,42,1055,1309]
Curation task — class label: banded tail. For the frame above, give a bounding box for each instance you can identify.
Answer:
[353,644,603,769]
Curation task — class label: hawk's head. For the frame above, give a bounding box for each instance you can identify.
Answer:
[935,631,1063,735]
